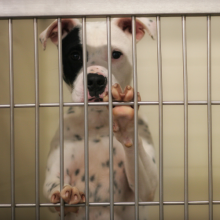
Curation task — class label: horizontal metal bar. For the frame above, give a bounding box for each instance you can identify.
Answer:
[1,201,220,208]
[1,14,220,20]
[1,101,220,109]
[1,0,220,18]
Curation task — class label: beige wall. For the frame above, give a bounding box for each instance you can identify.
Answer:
[0,17,220,219]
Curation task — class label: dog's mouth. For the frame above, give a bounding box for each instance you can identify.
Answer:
[87,88,107,103]
[88,97,103,102]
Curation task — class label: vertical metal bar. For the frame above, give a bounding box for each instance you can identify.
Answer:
[9,18,15,220]
[82,17,89,220]
[34,18,40,220]
[107,16,114,220]
[57,18,64,220]
[207,15,213,220]
[156,16,164,220]
[182,15,189,220]
[132,16,139,220]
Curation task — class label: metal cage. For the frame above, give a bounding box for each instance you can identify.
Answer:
[0,0,220,220]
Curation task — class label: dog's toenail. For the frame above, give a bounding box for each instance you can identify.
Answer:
[127,85,131,90]
[74,195,78,201]
[81,195,86,202]
[113,84,118,88]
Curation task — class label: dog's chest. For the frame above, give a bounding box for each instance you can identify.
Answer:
[57,107,131,203]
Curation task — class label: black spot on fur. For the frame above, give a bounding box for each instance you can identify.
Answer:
[49,182,59,192]
[106,160,109,167]
[138,119,144,125]
[94,184,102,202]
[75,134,82,141]
[62,27,83,87]
[95,125,104,129]
[118,161,123,167]
[81,174,85,182]
[90,174,95,182]
[67,107,75,114]
[113,170,118,190]
[93,139,100,143]
[152,158,156,163]
[71,154,74,159]
[66,169,70,175]
[113,147,116,155]
[102,160,110,168]
[96,110,103,113]
[75,169,80,176]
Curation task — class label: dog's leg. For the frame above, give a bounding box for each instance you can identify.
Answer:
[104,84,158,201]
[43,150,85,215]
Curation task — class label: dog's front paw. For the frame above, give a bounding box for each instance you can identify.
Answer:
[103,83,141,148]
[51,185,85,215]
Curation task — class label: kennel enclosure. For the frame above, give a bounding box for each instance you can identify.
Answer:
[0,0,220,220]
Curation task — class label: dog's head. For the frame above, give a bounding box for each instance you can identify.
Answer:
[39,18,156,103]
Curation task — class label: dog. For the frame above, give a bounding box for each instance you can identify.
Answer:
[39,17,158,220]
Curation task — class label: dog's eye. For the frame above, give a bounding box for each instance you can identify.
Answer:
[69,51,81,61]
[112,51,123,59]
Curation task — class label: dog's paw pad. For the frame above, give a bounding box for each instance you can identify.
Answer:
[123,85,134,102]
[112,83,124,101]
[111,84,137,121]
[51,186,85,215]
[51,191,61,203]
[124,137,133,148]
[61,185,85,205]
[105,84,141,147]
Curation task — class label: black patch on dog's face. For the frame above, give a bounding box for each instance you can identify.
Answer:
[62,27,83,87]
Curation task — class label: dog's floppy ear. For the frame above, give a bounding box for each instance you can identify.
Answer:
[39,19,81,50]
[112,17,156,42]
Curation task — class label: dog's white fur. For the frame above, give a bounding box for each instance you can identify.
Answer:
[40,18,158,220]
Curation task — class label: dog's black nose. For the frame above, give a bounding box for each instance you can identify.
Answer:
[87,73,107,97]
